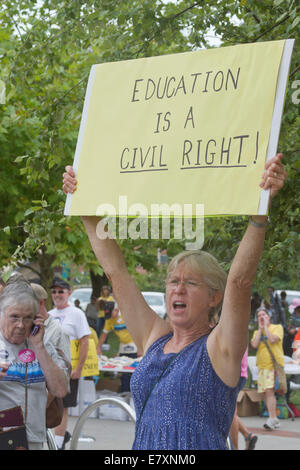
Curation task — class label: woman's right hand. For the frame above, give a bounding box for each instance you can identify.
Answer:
[63,166,77,194]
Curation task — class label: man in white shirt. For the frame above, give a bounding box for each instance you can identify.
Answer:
[48,277,90,450]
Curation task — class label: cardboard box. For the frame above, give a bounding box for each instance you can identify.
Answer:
[237,388,263,417]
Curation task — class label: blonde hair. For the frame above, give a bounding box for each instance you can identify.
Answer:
[167,250,227,317]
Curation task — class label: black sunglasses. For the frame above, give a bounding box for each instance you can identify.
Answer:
[51,289,66,294]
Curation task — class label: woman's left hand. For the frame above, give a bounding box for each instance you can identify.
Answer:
[260,153,286,200]
[28,314,45,348]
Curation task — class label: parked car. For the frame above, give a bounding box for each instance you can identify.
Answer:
[142,291,167,319]
[275,290,300,306]
[69,287,92,311]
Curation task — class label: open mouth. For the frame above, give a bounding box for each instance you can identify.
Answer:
[173,301,187,310]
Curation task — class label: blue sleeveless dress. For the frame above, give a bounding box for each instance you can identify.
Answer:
[130,333,241,450]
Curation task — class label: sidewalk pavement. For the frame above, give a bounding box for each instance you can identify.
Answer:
[63,413,300,451]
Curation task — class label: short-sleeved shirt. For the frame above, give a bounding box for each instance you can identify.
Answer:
[97,295,114,318]
[251,324,284,369]
[293,328,300,352]
[0,332,68,444]
[48,304,90,341]
[44,315,71,364]
[103,311,137,354]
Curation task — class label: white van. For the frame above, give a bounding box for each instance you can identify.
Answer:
[142,291,167,319]
[275,290,300,305]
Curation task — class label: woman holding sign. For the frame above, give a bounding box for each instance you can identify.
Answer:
[63,153,285,450]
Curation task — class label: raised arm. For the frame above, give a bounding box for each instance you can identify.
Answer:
[208,153,286,386]
[29,317,68,397]
[63,168,171,353]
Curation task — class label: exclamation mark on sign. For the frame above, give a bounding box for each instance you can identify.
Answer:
[253,131,259,164]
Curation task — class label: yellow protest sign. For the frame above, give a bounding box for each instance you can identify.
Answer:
[65,40,294,218]
[70,338,99,377]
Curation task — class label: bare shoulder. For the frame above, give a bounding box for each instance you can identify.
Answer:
[143,317,173,354]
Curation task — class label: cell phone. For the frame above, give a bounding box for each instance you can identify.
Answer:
[31,325,40,336]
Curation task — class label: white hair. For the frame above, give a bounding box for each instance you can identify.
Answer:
[0,277,39,317]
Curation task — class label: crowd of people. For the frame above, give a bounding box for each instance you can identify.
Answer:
[1,152,299,451]
[0,271,139,449]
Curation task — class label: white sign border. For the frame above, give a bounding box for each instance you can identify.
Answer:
[64,65,96,215]
[258,38,294,214]
[65,41,295,217]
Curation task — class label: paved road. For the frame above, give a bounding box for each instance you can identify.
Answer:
[60,414,300,451]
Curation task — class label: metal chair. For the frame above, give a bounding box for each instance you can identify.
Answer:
[46,428,58,450]
[70,397,136,450]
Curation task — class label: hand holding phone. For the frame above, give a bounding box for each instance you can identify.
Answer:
[31,325,40,336]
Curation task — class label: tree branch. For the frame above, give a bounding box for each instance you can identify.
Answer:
[290,64,300,79]
[134,1,203,56]
[171,1,203,21]
[253,6,300,42]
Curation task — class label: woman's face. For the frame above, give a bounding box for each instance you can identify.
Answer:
[165,262,222,330]
[257,310,271,328]
[294,307,300,317]
[0,304,35,344]
[102,288,110,298]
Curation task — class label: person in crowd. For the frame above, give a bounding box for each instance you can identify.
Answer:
[280,291,289,318]
[229,348,258,450]
[0,276,68,449]
[285,301,300,357]
[30,282,72,433]
[250,292,262,322]
[289,300,300,329]
[63,153,285,449]
[251,307,284,430]
[96,285,114,337]
[48,277,90,450]
[74,299,82,310]
[96,305,138,392]
[268,286,285,327]
[85,294,98,331]
[292,305,300,353]
[30,283,71,367]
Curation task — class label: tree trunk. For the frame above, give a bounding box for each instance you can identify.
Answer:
[89,269,108,298]
[37,249,56,309]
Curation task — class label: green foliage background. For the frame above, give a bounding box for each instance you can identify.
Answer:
[0,0,299,297]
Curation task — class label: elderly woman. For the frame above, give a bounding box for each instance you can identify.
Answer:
[0,277,69,450]
[251,307,284,430]
[63,153,285,449]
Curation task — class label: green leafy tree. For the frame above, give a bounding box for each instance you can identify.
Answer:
[0,0,299,297]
